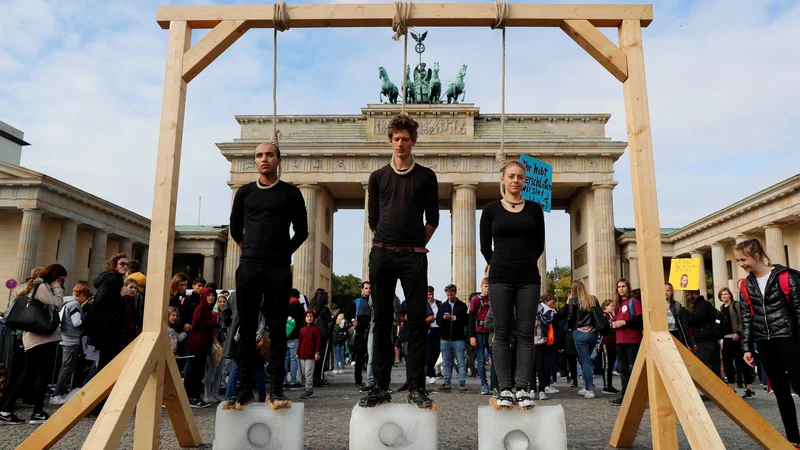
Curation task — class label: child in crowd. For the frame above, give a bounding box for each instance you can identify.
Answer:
[333,313,349,373]
[297,310,321,399]
[51,284,92,404]
[600,299,619,394]
[168,306,186,356]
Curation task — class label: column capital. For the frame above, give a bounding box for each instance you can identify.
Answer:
[60,219,79,226]
[453,183,478,191]
[93,229,109,237]
[591,181,618,190]
[362,182,369,190]
[690,250,705,257]
[227,181,244,189]
[21,208,43,215]
[733,234,751,244]
[763,222,783,229]
[710,241,726,248]
[297,183,320,190]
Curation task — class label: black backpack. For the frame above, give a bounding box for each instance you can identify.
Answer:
[712,307,729,339]
[337,319,350,341]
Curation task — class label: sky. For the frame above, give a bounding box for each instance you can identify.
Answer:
[1,0,799,297]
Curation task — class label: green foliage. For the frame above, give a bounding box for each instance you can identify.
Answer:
[546,266,572,307]
[332,273,362,311]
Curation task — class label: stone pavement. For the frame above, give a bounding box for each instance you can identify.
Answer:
[2,363,789,449]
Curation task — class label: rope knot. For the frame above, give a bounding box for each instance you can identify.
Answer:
[392,1,412,41]
[491,0,510,30]
[274,0,290,32]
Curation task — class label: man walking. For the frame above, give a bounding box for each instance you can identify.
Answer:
[228,141,308,409]
[349,282,372,390]
[360,114,439,409]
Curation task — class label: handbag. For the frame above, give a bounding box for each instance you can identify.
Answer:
[5,284,60,335]
[256,331,271,360]
[591,304,611,335]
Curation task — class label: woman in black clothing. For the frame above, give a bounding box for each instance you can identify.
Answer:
[718,287,755,398]
[479,160,545,409]
[312,289,332,385]
[87,253,129,371]
[737,238,800,446]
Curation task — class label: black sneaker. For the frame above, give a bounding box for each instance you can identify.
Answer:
[359,384,373,393]
[300,389,313,399]
[407,388,435,409]
[234,389,255,409]
[355,383,365,391]
[609,396,624,406]
[29,411,50,424]
[190,399,211,408]
[602,387,619,395]
[222,397,237,410]
[358,387,392,408]
[398,382,409,392]
[439,384,451,391]
[290,383,303,390]
[0,413,25,425]
[283,382,291,389]
[459,384,467,392]
[742,389,756,399]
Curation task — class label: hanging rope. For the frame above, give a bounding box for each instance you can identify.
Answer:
[392,1,412,115]
[260,0,290,191]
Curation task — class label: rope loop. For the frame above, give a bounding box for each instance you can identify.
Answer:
[491,0,510,30]
[392,1,412,41]
[273,0,290,32]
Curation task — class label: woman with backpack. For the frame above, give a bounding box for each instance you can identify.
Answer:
[567,280,601,399]
[609,278,643,406]
[737,238,800,446]
[333,313,349,373]
[0,264,67,425]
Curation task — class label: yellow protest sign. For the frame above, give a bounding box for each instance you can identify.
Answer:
[669,258,702,291]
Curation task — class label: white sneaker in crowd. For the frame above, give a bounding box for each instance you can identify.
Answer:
[426,377,436,385]
[578,388,588,396]
[49,394,68,405]
[538,391,547,400]
[584,390,595,399]
[544,386,559,394]
[515,390,535,409]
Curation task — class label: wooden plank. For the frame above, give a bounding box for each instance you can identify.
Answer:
[163,339,202,446]
[141,21,192,334]
[182,19,250,83]
[133,354,166,450]
[675,338,795,450]
[82,333,162,450]
[649,332,724,449]
[561,19,627,82]
[646,356,678,449]
[618,19,667,333]
[609,336,649,448]
[157,3,653,29]
[16,339,136,450]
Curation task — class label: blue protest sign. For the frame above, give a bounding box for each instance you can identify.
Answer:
[519,155,552,212]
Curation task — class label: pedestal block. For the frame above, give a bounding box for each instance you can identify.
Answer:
[349,403,438,450]
[213,402,304,450]
[477,405,566,450]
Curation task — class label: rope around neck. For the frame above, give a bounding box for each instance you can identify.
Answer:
[393,1,411,114]
[390,155,416,175]
[261,0,290,191]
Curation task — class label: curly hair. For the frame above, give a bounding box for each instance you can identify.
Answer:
[387,113,419,142]
[104,253,128,273]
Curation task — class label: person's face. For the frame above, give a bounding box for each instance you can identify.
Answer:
[604,304,614,314]
[501,165,525,196]
[687,291,698,301]
[545,299,555,309]
[78,294,89,304]
[680,275,688,288]
[124,283,137,297]
[480,282,489,297]
[665,284,674,301]
[305,314,314,324]
[178,280,188,296]
[218,297,227,310]
[720,290,732,304]
[361,284,371,297]
[445,290,456,301]
[390,129,415,159]
[617,282,628,298]
[206,292,216,305]
[254,143,280,177]
[116,258,129,275]
[427,291,434,302]
[734,250,761,274]
[193,282,204,295]
[169,311,178,325]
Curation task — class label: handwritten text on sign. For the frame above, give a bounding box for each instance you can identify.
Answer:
[519,155,553,212]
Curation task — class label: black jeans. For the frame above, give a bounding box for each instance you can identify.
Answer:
[695,340,721,379]
[758,338,800,443]
[235,264,291,393]
[722,338,752,385]
[314,336,329,382]
[1,341,57,414]
[616,343,640,395]
[353,321,369,385]
[488,282,539,390]
[183,352,208,400]
[601,343,617,390]
[426,327,442,378]
[369,247,428,391]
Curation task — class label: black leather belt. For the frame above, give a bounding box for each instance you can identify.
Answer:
[373,242,429,254]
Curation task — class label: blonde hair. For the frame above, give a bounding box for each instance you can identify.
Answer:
[337,313,346,326]
[571,280,595,312]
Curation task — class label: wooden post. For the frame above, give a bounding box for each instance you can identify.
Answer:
[609,337,649,448]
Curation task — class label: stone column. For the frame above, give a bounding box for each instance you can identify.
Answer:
[203,254,216,285]
[119,238,133,258]
[537,246,547,297]
[294,185,319,298]
[690,251,708,300]
[710,243,727,308]
[140,246,149,274]
[592,183,617,302]
[734,235,750,280]
[362,184,371,282]
[15,208,43,283]
[628,256,640,290]
[765,224,786,266]
[88,230,108,284]
[222,185,242,290]
[57,220,79,287]
[452,184,477,295]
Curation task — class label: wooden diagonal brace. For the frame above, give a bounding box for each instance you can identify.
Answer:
[163,338,203,446]
[609,336,649,448]
[561,19,628,82]
[182,19,250,83]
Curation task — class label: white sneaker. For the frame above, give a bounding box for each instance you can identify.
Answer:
[351,361,356,366]
[515,389,535,409]
[497,390,515,408]
[426,377,436,385]
[578,388,588,396]
[49,394,68,405]
[584,390,595,399]
[544,386,559,394]
[538,391,547,400]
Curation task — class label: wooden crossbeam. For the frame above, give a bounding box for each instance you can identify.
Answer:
[609,337,649,448]
[561,19,628,82]
[182,19,250,83]
[157,3,653,29]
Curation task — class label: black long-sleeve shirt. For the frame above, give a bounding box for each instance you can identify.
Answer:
[479,200,545,284]
[368,164,439,247]
[229,181,309,267]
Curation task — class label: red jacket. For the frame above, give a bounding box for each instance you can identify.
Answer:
[297,323,321,359]
[189,288,221,354]
[613,297,643,345]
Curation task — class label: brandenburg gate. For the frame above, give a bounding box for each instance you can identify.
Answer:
[218,103,626,301]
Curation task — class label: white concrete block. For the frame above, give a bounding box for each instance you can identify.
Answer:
[477,405,567,450]
[213,402,304,450]
[349,403,438,450]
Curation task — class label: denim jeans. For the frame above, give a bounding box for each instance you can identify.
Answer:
[573,330,599,391]
[440,339,466,386]
[284,339,299,384]
[366,324,375,386]
[333,344,346,370]
[474,333,491,388]
[226,360,266,401]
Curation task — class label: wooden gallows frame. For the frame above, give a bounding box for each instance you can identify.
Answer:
[18,3,794,449]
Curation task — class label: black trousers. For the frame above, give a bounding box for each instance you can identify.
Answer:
[369,247,429,391]
[616,343,640,395]
[426,327,442,378]
[488,282,539,391]
[601,343,617,389]
[695,340,721,379]
[758,338,800,443]
[235,264,291,394]
[722,338,752,385]
[353,324,369,385]
[314,337,329,382]
[183,352,208,400]
[1,341,57,414]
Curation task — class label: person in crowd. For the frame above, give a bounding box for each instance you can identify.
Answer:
[556,302,578,388]
[610,278,643,406]
[206,292,229,401]
[567,281,600,400]
[718,287,755,399]
[311,289,332,387]
[687,288,721,383]
[396,301,412,391]
[167,306,186,356]
[361,114,439,410]
[665,282,691,346]
[178,278,205,370]
[469,278,495,395]
[333,313,349,374]
[436,284,468,392]
[599,299,618,395]
[479,158,545,409]
[425,286,442,385]
[349,282,372,390]
[184,287,220,408]
[738,238,800,445]
[284,289,306,390]
[50,284,92,404]
[223,311,268,409]
[297,310,321,399]
[168,273,191,368]
[534,294,558,400]
[126,260,146,294]
[121,278,140,343]
[0,264,67,425]
[86,254,129,373]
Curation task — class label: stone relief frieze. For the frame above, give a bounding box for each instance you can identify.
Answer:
[373,118,467,136]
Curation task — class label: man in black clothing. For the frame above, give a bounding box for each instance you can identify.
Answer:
[361,114,439,409]
[425,286,443,383]
[687,290,722,380]
[229,141,309,408]
[348,282,372,389]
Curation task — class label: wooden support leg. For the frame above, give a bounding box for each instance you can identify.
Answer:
[646,353,677,449]
[133,353,166,450]
[163,339,202,447]
[16,338,137,450]
[649,332,724,449]
[675,337,795,450]
[609,337,649,448]
[82,333,162,450]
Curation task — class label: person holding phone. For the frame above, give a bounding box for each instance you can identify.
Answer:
[436,285,468,391]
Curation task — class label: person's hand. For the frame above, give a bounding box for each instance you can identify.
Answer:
[470,337,477,347]
[53,277,64,289]
[237,242,243,249]
[450,315,457,321]
[743,352,754,367]
[535,320,540,327]
[315,354,321,361]
[183,324,192,332]
[733,334,740,342]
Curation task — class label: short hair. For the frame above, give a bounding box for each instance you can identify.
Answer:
[480,277,489,286]
[602,299,615,308]
[361,281,371,289]
[387,114,419,142]
[193,277,206,286]
[665,282,674,289]
[254,141,281,159]
[73,284,92,298]
[39,264,67,284]
[124,278,139,288]
[104,254,128,273]
[427,286,435,294]
[205,282,217,290]
[444,284,457,293]
[220,290,230,296]
[291,288,301,298]
[129,260,141,273]
[501,159,526,175]
[541,294,554,302]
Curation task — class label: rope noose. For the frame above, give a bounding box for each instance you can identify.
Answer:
[389,1,416,176]
[492,1,520,204]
